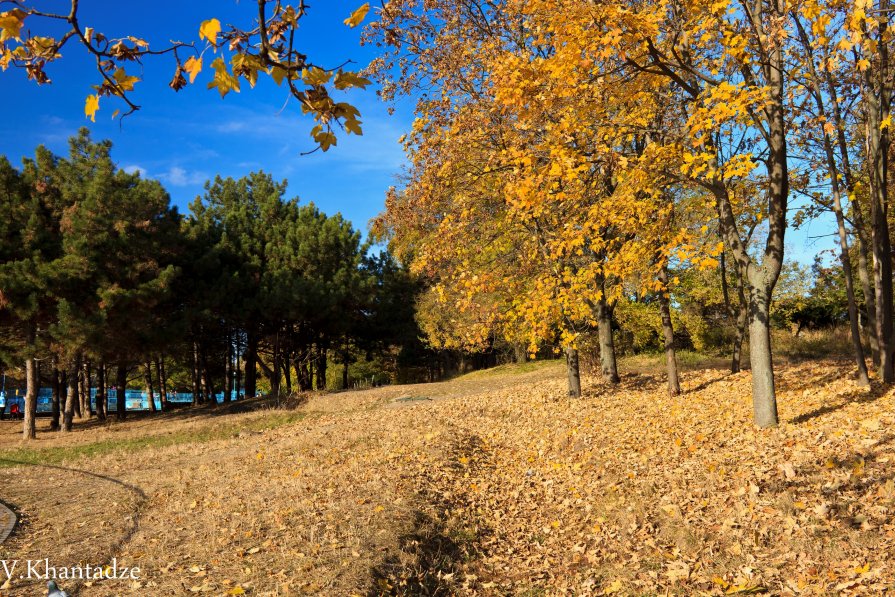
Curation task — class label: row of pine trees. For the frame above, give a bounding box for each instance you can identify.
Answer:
[0,129,423,440]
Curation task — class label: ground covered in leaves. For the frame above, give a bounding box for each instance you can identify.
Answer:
[1,357,893,595]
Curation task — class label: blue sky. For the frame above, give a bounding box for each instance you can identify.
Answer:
[0,1,413,236]
[0,1,833,263]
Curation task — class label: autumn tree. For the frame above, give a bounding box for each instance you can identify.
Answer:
[494,0,811,427]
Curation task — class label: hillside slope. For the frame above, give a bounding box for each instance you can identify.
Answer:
[0,359,893,595]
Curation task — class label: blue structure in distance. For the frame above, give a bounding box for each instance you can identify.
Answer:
[0,388,243,418]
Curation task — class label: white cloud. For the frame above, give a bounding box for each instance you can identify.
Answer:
[158,166,208,187]
[123,164,148,177]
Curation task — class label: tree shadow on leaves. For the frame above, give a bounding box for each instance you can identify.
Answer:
[367,510,468,596]
[788,383,890,425]
[367,435,489,596]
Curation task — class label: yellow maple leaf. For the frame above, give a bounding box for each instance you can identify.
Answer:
[344,3,370,28]
[184,56,202,84]
[269,65,288,86]
[334,70,371,90]
[199,18,221,46]
[207,57,240,97]
[0,9,25,42]
[344,114,363,135]
[302,66,331,86]
[84,94,100,122]
[112,67,139,93]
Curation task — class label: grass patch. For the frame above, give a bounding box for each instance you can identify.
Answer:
[772,327,855,361]
[456,359,563,379]
[620,350,730,373]
[0,410,307,469]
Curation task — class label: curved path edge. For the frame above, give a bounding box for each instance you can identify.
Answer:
[0,500,15,544]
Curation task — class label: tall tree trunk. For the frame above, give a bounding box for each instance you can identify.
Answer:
[62,359,78,432]
[748,285,778,428]
[51,363,61,431]
[245,327,257,398]
[868,148,894,381]
[860,3,894,381]
[795,17,871,387]
[514,344,529,364]
[595,283,620,384]
[225,333,233,403]
[78,359,90,418]
[116,360,127,420]
[855,231,879,366]
[298,352,312,391]
[830,178,871,386]
[155,357,167,411]
[144,361,157,413]
[201,345,214,404]
[96,361,106,421]
[657,265,681,396]
[283,350,292,395]
[235,340,242,399]
[72,354,83,420]
[565,347,581,398]
[271,331,281,398]
[23,355,37,440]
[342,342,350,390]
[315,344,327,391]
[192,341,202,406]
[732,285,748,374]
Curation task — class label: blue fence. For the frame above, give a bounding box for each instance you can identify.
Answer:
[0,389,243,417]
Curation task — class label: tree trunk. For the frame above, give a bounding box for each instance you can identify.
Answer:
[315,344,327,391]
[225,333,233,403]
[299,353,312,392]
[62,359,78,432]
[657,265,680,396]
[514,344,528,364]
[342,343,350,390]
[720,251,745,374]
[860,7,894,381]
[271,330,281,398]
[235,340,242,399]
[245,327,257,398]
[96,361,106,420]
[201,345,214,404]
[192,341,202,406]
[283,351,293,395]
[748,286,778,428]
[565,347,581,398]
[116,360,127,420]
[51,365,61,431]
[595,287,620,384]
[23,356,37,440]
[156,357,167,411]
[144,361,156,413]
[79,359,91,418]
[795,17,871,387]
[830,177,871,386]
[855,231,879,366]
[732,286,748,374]
[869,167,894,382]
[72,354,83,420]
